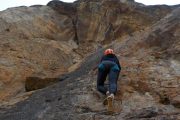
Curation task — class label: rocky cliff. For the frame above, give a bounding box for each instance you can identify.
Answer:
[0,0,179,119]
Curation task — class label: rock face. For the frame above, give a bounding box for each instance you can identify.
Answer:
[0,0,180,119]
[0,6,80,102]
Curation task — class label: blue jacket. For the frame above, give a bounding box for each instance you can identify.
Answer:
[100,54,121,71]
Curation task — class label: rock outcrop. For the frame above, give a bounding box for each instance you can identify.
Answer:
[0,0,179,119]
[0,5,80,102]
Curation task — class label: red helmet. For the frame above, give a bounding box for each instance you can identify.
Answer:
[104,49,114,55]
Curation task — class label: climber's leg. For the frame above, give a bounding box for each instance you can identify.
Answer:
[97,63,108,95]
[108,65,119,95]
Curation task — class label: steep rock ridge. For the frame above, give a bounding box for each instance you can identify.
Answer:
[48,0,177,54]
[0,4,179,120]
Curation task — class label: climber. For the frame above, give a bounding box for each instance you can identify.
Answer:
[97,48,121,110]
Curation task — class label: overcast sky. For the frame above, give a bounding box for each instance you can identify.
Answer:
[0,0,180,11]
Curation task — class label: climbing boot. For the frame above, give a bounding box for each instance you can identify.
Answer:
[107,94,114,112]
[103,91,110,105]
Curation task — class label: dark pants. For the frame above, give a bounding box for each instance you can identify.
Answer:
[97,61,120,95]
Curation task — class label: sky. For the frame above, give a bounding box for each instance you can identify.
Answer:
[0,0,180,11]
